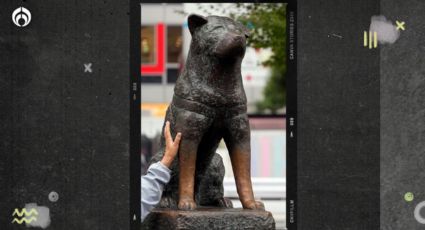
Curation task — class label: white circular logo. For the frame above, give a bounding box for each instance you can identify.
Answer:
[12,7,31,27]
[414,201,425,224]
[48,191,59,202]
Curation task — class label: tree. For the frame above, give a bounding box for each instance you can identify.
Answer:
[235,3,286,114]
[194,3,287,114]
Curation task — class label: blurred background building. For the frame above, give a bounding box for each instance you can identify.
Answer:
[141,3,286,229]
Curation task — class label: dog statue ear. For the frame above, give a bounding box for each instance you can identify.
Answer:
[188,14,208,35]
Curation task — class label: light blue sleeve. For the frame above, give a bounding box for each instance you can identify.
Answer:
[141,161,171,222]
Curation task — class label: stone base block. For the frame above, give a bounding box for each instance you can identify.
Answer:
[142,207,276,230]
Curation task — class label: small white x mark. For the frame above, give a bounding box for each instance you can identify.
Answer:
[396,20,405,31]
[84,63,92,73]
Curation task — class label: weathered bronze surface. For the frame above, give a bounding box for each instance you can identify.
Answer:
[148,14,264,211]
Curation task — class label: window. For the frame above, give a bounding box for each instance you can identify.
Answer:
[167,26,182,63]
[141,26,155,64]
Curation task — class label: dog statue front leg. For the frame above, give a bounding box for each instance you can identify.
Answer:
[178,139,199,210]
[224,114,264,210]
[174,107,211,210]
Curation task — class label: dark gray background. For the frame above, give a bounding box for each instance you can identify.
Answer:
[297,0,380,229]
[380,0,425,229]
[298,0,425,229]
[1,0,424,229]
[0,1,130,229]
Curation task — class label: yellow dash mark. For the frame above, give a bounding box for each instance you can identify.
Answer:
[364,31,368,47]
[373,31,378,48]
[369,31,372,49]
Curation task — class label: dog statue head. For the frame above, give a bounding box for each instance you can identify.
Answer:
[188,14,250,59]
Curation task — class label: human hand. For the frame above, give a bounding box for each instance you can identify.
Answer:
[161,121,182,168]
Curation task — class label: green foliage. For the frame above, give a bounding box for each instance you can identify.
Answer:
[235,3,286,114]
[194,3,287,114]
[256,64,286,114]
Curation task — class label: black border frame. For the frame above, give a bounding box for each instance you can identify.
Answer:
[132,1,297,229]
[286,2,297,229]
[130,0,142,229]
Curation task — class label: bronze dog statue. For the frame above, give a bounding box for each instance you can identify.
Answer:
[149,14,263,211]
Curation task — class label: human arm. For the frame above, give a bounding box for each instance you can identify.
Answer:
[141,161,172,222]
[141,121,181,222]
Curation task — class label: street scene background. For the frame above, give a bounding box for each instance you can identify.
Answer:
[140,3,287,229]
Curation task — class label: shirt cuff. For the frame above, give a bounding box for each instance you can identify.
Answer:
[146,161,172,184]
[157,161,172,173]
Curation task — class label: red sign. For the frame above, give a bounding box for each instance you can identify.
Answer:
[141,23,165,75]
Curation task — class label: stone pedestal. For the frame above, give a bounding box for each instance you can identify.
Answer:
[142,207,276,230]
